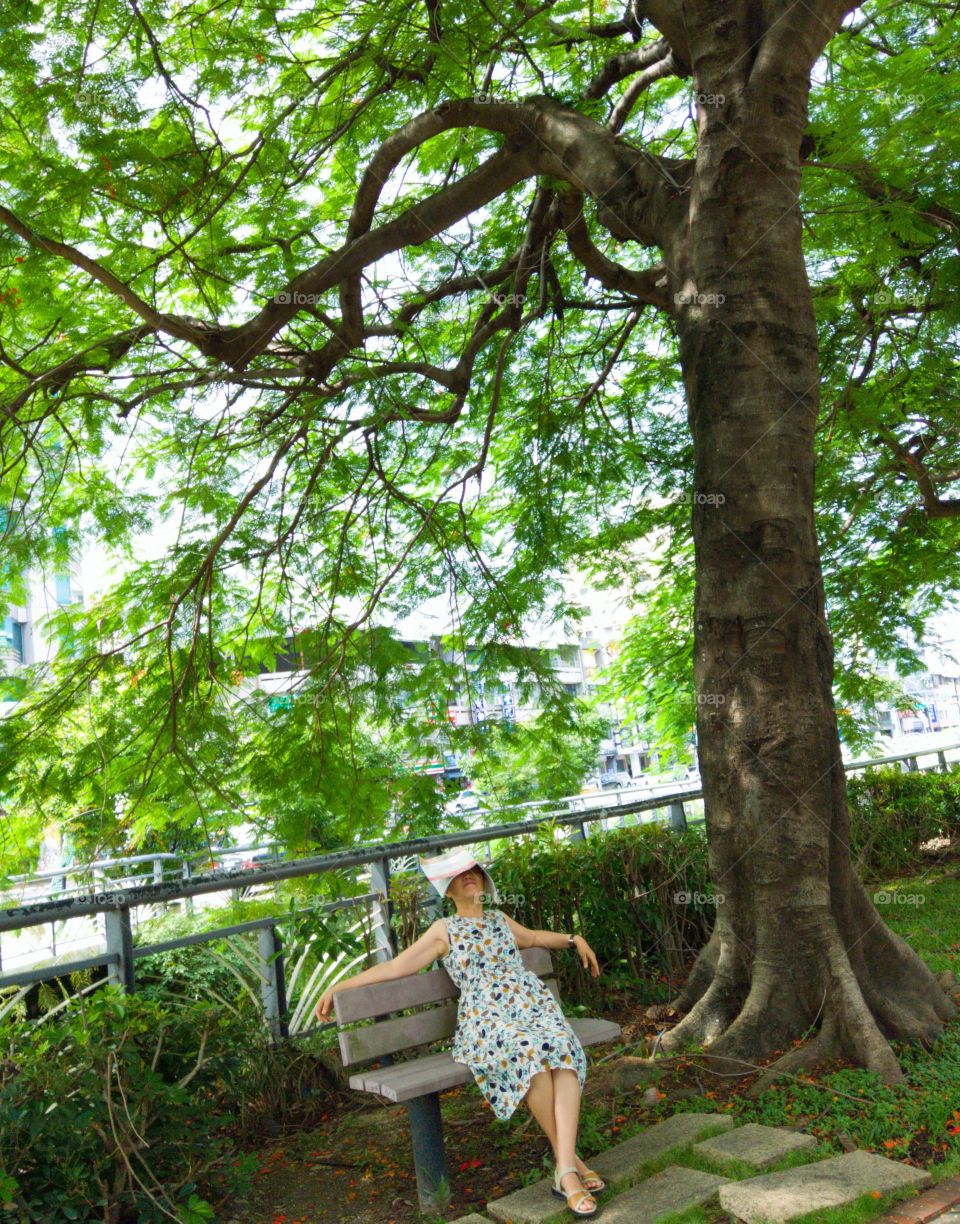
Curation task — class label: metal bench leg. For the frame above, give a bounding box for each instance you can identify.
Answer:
[404,1092,449,1212]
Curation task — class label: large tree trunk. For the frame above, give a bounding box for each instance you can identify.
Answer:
[654,15,956,1089]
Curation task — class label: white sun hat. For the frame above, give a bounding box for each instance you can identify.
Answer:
[419,847,500,903]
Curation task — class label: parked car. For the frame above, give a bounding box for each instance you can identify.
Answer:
[444,788,489,817]
[598,770,629,789]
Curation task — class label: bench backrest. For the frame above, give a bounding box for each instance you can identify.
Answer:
[333,945,557,1067]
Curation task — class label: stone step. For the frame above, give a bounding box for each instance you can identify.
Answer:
[586,1109,739,1192]
[718,1149,932,1223]
[485,1111,738,1223]
[591,1163,730,1222]
[693,1121,820,1171]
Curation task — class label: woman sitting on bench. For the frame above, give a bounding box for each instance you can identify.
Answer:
[316,847,604,1218]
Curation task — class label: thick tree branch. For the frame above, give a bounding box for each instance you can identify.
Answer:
[558,192,670,309]
[2,326,156,420]
[5,96,684,381]
[213,96,683,370]
[0,207,215,351]
[626,1,691,69]
[585,38,671,97]
[608,52,682,132]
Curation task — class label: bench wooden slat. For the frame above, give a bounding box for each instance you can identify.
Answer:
[349,1049,474,1096]
[339,1000,459,1066]
[333,944,554,1025]
[350,1016,622,1102]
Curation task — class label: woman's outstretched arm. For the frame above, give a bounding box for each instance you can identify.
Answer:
[314,918,449,1020]
[502,913,601,979]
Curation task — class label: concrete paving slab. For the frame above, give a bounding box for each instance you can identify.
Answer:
[484,1174,569,1224]
[718,1150,932,1223]
[586,1110,739,1188]
[694,1121,819,1171]
[486,1112,737,1223]
[596,1163,730,1222]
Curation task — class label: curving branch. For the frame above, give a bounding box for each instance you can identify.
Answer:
[585,38,671,97]
[206,95,685,370]
[558,191,670,309]
[880,431,960,522]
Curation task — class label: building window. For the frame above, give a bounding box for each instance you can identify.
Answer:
[54,573,72,605]
[1,616,23,663]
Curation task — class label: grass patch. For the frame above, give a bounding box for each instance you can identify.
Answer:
[676,1140,838,1182]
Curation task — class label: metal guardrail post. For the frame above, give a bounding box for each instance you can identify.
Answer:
[568,821,587,842]
[906,756,919,772]
[153,857,164,890]
[182,860,194,914]
[669,802,687,832]
[257,923,289,1042]
[92,866,104,936]
[938,751,949,773]
[368,857,396,963]
[104,906,136,993]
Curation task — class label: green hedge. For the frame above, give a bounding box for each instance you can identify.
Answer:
[846,765,960,881]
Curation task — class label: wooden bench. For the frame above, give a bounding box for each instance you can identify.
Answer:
[333,945,622,1210]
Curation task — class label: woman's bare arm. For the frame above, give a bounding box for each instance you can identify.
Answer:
[315,918,449,1019]
[501,913,601,978]
[502,912,565,949]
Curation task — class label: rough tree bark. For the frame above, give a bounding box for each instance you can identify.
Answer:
[647,2,957,1089]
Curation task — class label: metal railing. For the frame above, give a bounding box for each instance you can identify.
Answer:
[1,738,957,1033]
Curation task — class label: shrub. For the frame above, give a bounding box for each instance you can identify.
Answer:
[0,985,258,1223]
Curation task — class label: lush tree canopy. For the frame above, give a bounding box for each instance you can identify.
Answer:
[0,0,957,871]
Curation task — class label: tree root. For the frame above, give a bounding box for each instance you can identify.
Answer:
[746,1015,840,1097]
[649,908,956,1095]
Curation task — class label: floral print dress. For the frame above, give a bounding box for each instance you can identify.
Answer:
[441,907,587,1120]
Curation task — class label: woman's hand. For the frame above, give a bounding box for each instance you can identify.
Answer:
[573,936,600,978]
[315,984,341,1022]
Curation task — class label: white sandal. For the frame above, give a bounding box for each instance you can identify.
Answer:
[552,1165,598,1217]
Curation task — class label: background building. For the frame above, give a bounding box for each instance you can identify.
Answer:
[1,517,85,705]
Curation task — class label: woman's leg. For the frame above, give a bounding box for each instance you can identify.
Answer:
[523,1069,559,1152]
[552,1068,595,1205]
